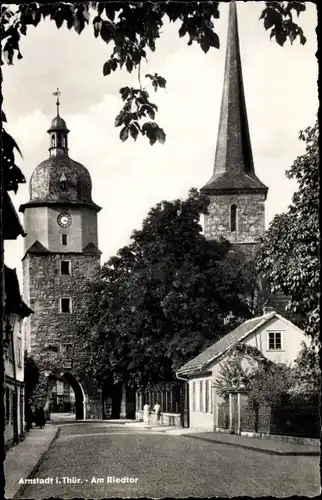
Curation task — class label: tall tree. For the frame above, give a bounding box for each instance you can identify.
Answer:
[73,189,257,389]
[257,120,319,341]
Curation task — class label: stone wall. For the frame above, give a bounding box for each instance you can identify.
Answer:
[204,193,266,245]
[23,251,101,418]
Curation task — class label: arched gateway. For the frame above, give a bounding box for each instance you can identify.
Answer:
[45,371,86,420]
[20,90,103,419]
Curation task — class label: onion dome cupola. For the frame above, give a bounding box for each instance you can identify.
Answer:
[19,88,101,213]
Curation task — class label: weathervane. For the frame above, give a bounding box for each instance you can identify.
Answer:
[53,87,61,116]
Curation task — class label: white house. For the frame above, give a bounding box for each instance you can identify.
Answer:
[176,309,308,431]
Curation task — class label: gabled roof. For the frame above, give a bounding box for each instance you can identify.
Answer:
[83,242,102,255]
[3,191,26,239]
[177,311,280,375]
[25,240,50,254]
[4,265,33,317]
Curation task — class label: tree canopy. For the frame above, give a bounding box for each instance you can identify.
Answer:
[1,1,308,193]
[257,121,320,341]
[72,189,259,389]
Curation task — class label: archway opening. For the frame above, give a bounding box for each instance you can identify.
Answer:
[47,371,86,421]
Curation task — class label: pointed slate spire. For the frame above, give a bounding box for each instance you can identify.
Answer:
[202,1,267,196]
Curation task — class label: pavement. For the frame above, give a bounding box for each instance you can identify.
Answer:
[4,419,320,498]
[4,424,59,499]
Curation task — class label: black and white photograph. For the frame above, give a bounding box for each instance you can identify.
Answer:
[1,1,320,498]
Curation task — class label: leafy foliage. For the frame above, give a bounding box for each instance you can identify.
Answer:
[247,362,294,410]
[24,352,40,400]
[214,342,272,399]
[72,189,259,389]
[214,342,295,408]
[1,2,306,147]
[292,341,321,399]
[1,110,26,193]
[115,81,166,145]
[257,121,320,340]
[1,2,307,191]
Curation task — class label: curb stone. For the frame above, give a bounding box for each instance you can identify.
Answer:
[182,434,321,456]
[12,427,61,499]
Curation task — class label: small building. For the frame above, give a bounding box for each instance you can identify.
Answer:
[4,265,33,446]
[3,189,33,447]
[176,309,308,431]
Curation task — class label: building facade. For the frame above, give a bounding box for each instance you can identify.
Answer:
[177,310,309,430]
[20,94,104,419]
[3,192,32,447]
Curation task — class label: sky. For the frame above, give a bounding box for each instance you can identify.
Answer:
[3,1,318,285]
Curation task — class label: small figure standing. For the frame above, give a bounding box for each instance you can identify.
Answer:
[153,402,161,424]
[34,406,46,429]
[143,403,150,424]
[25,400,34,431]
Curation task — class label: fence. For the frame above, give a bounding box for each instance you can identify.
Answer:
[218,395,319,438]
[271,403,320,438]
[217,402,229,429]
[136,382,189,427]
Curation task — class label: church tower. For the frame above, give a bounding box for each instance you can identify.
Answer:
[201,1,268,256]
[20,90,102,418]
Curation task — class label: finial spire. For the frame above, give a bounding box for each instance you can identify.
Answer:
[201,1,267,195]
[53,87,61,116]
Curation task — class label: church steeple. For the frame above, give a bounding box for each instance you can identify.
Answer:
[47,88,69,157]
[202,1,267,195]
[201,1,268,253]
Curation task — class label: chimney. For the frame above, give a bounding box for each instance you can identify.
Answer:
[262,306,275,315]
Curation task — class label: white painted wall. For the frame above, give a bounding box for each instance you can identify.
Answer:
[188,315,307,430]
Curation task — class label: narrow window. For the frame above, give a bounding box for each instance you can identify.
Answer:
[60,298,71,313]
[5,388,10,424]
[62,135,66,148]
[230,204,237,232]
[52,134,56,147]
[268,331,282,350]
[57,133,62,147]
[205,380,209,413]
[192,382,196,413]
[59,173,67,191]
[199,381,203,413]
[17,337,22,367]
[61,234,68,246]
[61,260,71,275]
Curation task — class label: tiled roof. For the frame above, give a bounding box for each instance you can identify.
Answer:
[177,312,276,375]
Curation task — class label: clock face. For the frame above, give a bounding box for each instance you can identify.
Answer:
[57,213,72,228]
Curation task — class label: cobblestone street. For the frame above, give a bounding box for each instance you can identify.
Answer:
[19,422,320,498]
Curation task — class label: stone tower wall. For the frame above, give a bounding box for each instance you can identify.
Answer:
[23,252,100,352]
[203,193,266,247]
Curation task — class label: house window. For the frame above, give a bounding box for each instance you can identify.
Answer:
[230,204,237,232]
[57,381,64,395]
[17,337,22,368]
[199,381,204,413]
[5,387,10,424]
[61,234,68,246]
[61,260,71,275]
[60,298,71,313]
[268,331,282,350]
[205,380,209,413]
[192,382,196,412]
